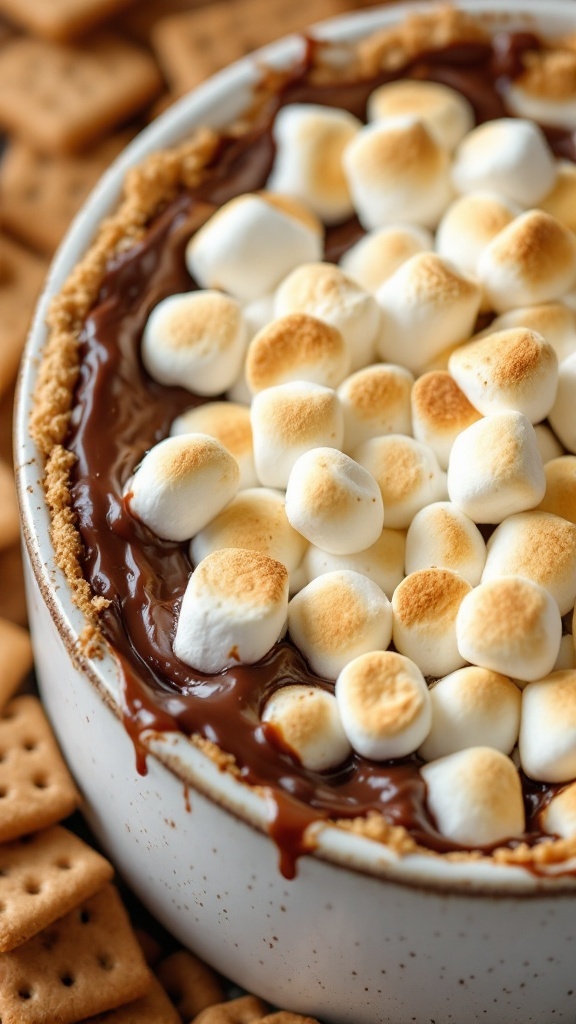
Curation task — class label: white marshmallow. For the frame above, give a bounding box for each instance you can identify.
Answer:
[478,210,576,314]
[410,370,481,470]
[554,635,576,673]
[245,313,350,393]
[342,117,454,231]
[540,160,576,232]
[185,192,323,301]
[405,502,486,586]
[266,104,361,224]
[504,48,576,130]
[174,548,288,673]
[336,651,432,760]
[274,262,381,372]
[534,423,565,465]
[340,223,433,293]
[170,401,257,490]
[482,511,576,616]
[451,118,556,206]
[243,293,275,337]
[548,351,576,453]
[392,567,471,679]
[354,435,447,530]
[141,291,247,397]
[421,747,525,847]
[447,411,545,524]
[376,252,481,373]
[419,667,521,762]
[537,456,576,525]
[448,327,559,424]
[124,434,239,542]
[367,79,474,150]
[542,781,576,839]
[250,381,344,489]
[456,576,562,683]
[285,447,384,555]
[435,191,520,279]
[303,528,406,599]
[337,363,413,453]
[519,670,576,783]
[288,570,393,680]
[261,685,351,771]
[481,303,576,366]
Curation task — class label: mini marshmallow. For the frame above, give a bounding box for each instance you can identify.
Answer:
[542,781,576,839]
[185,192,323,301]
[340,223,433,293]
[537,456,576,524]
[421,747,525,847]
[392,567,471,678]
[519,670,576,783]
[418,667,521,762]
[337,363,413,453]
[481,302,576,366]
[354,435,447,529]
[124,434,239,542]
[554,635,576,673]
[174,548,288,673]
[405,502,486,586]
[274,262,381,372]
[336,650,432,760]
[548,351,576,453]
[288,570,393,679]
[482,511,576,616]
[367,79,474,150]
[540,160,576,232]
[411,370,481,470]
[303,528,406,599]
[261,685,351,771]
[141,291,247,397]
[448,327,558,424]
[285,447,384,555]
[477,210,576,314]
[245,313,350,393]
[451,118,556,206]
[456,576,562,683]
[266,104,361,224]
[170,401,257,490]
[342,117,454,231]
[435,191,520,280]
[376,252,481,373]
[504,48,576,129]
[189,487,307,576]
[534,423,565,465]
[250,381,344,489]
[447,411,545,524]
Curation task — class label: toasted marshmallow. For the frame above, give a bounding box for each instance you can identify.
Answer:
[478,210,576,314]
[340,224,433,293]
[170,402,257,490]
[250,381,344,489]
[303,528,406,599]
[274,262,381,372]
[185,192,323,301]
[447,411,545,523]
[285,447,384,555]
[448,328,559,424]
[392,567,471,678]
[337,363,413,453]
[435,191,520,280]
[189,487,306,577]
[141,291,247,397]
[419,667,521,762]
[481,303,576,366]
[174,548,288,673]
[354,435,447,530]
[541,160,576,232]
[124,434,239,542]
[554,635,576,673]
[504,47,576,130]
[537,456,576,524]
[456,576,562,683]
[367,79,473,150]
[411,370,481,470]
[534,423,565,465]
[342,117,454,231]
[261,685,351,771]
[376,252,481,373]
[548,351,576,453]
[421,747,525,847]
[288,570,393,679]
[519,670,576,782]
[482,511,576,615]
[245,314,350,393]
[542,781,576,839]
[336,651,432,760]
[451,118,556,205]
[405,502,486,586]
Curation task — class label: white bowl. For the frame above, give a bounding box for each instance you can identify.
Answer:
[15,4,576,1022]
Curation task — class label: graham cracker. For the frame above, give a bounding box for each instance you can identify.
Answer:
[86,974,180,1023]
[156,949,225,1019]
[0,457,20,552]
[0,825,114,952]
[0,234,48,400]
[0,0,139,43]
[115,0,213,45]
[0,618,32,709]
[0,382,15,465]
[192,995,270,1024]
[0,882,152,1024]
[0,545,28,627]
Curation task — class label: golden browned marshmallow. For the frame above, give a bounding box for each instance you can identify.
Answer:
[303,527,406,599]
[367,79,474,150]
[435,191,520,281]
[540,161,576,231]
[245,313,350,393]
[354,434,447,529]
[505,47,576,129]
[340,223,433,293]
[549,351,576,453]
[261,685,351,772]
[411,370,481,470]
[482,302,576,366]
[537,455,576,524]
[170,401,257,490]
[405,501,486,586]
[392,567,471,678]
[451,118,556,205]
[520,670,576,782]
[534,423,565,465]
[542,780,576,838]
[337,363,413,453]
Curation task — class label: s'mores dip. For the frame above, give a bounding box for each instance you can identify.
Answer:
[29,5,576,878]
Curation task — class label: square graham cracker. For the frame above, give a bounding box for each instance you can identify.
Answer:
[86,974,180,1023]
[0,545,28,627]
[0,619,33,710]
[0,234,48,400]
[0,457,20,553]
[0,0,139,43]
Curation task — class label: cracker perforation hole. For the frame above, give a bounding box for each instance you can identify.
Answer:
[97,953,114,972]
[79,909,91,924]
[24,880,41,895]
[32,775,48,790]
[1,708,16,721]
[60,974,75,988]
[0,787,9,799]
[55,858,71,871]
[22,740,37,752]
[17,988,32,1001]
